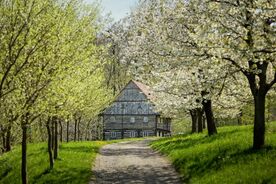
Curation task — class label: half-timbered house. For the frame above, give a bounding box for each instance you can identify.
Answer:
[99,80,171,140]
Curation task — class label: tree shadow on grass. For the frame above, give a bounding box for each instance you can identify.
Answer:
[59,145,99,153]
[32,167,92,184]
[175,146,235,183]
[178,145,276,183]
[33,168,52,181]
[230,145,276,158]
[153,128,248,153]
[0,158,14,182]
[154,127,274,183]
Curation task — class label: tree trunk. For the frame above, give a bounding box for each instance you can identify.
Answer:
[197,108,203,133]
[190,110,197,133]
[202,99,217,136]
[46,119,54,169]
[66,120,69,142]
[21,119,28,184]
[74,118,77,141]
[51,119,55,150]
[77,117,80,141]
[202,116,206,129]
[85,122,89,141]
[253,94,266,149]
[238,112,242,125]
[39,118,45,142]
[54,117,58,160]
[59,120,63,142]
[5,125,11,152]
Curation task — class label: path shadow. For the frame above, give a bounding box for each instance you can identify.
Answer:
[92,165,181,184]
[92,139,182,184]
[99,140,160,159]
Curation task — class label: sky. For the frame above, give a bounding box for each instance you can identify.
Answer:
[85,0,139,22]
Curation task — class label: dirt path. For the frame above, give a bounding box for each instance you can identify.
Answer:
[90,139,182,184]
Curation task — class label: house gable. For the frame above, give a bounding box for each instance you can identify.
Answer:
[116,81,147,102]
[102,80,158,115]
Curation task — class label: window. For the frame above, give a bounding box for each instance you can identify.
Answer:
[130,117,135,123]
[129,131,136,137]
[143,117,148,123]
[110,116,116,122]
[137,105,142,113]
[111,132,117,138]
[142,131,149,137]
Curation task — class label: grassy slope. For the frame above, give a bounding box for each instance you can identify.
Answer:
[0,141,107,184]
[151,122,276,184]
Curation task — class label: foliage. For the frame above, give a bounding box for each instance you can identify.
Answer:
[0,0,112,150]
[171,118,191,135]
[101,21,133,95]
[151,122,276,184]
[112,0,250,119]
[111,0,276,148]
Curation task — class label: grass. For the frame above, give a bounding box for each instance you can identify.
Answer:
[0,138,143,184]
[151,122,276,184]
[0,141,106,184]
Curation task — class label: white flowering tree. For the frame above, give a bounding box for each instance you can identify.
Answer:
[114,0,248,136]
[189,0,276,149]
[101,21,132,95]
[116,0,276,149]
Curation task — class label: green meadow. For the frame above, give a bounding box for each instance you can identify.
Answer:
[151,122,276,184]
[0,141,106,184]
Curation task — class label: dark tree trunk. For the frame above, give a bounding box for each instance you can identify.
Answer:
[197,108,203,133]
[85,122,89,141]
[190,110,197,133]
[39,118,45,142]
[238,112,242,125]
[54,117,58,160]
[202,116,206,129]
[246,63,270,149]
[77,120,80,141]
[253,94,266,149]
[202,99,217,136]
[66,120,69,142]
[51,119,55,150]
[59,120,63,142]
[5,125,11,152]
[46,119,54,169]
[21,117,28,184]
[74,118,77,141]
[77,117,81,141]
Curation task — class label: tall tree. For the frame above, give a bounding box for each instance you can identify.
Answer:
[191,0,276,149]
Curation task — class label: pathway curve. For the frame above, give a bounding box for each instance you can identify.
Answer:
[90,139,182,184]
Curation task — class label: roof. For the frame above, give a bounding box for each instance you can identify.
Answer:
[132,80,155,102]
[98,80,157,116]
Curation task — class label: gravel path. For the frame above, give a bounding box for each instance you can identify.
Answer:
[90,139,182,184]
